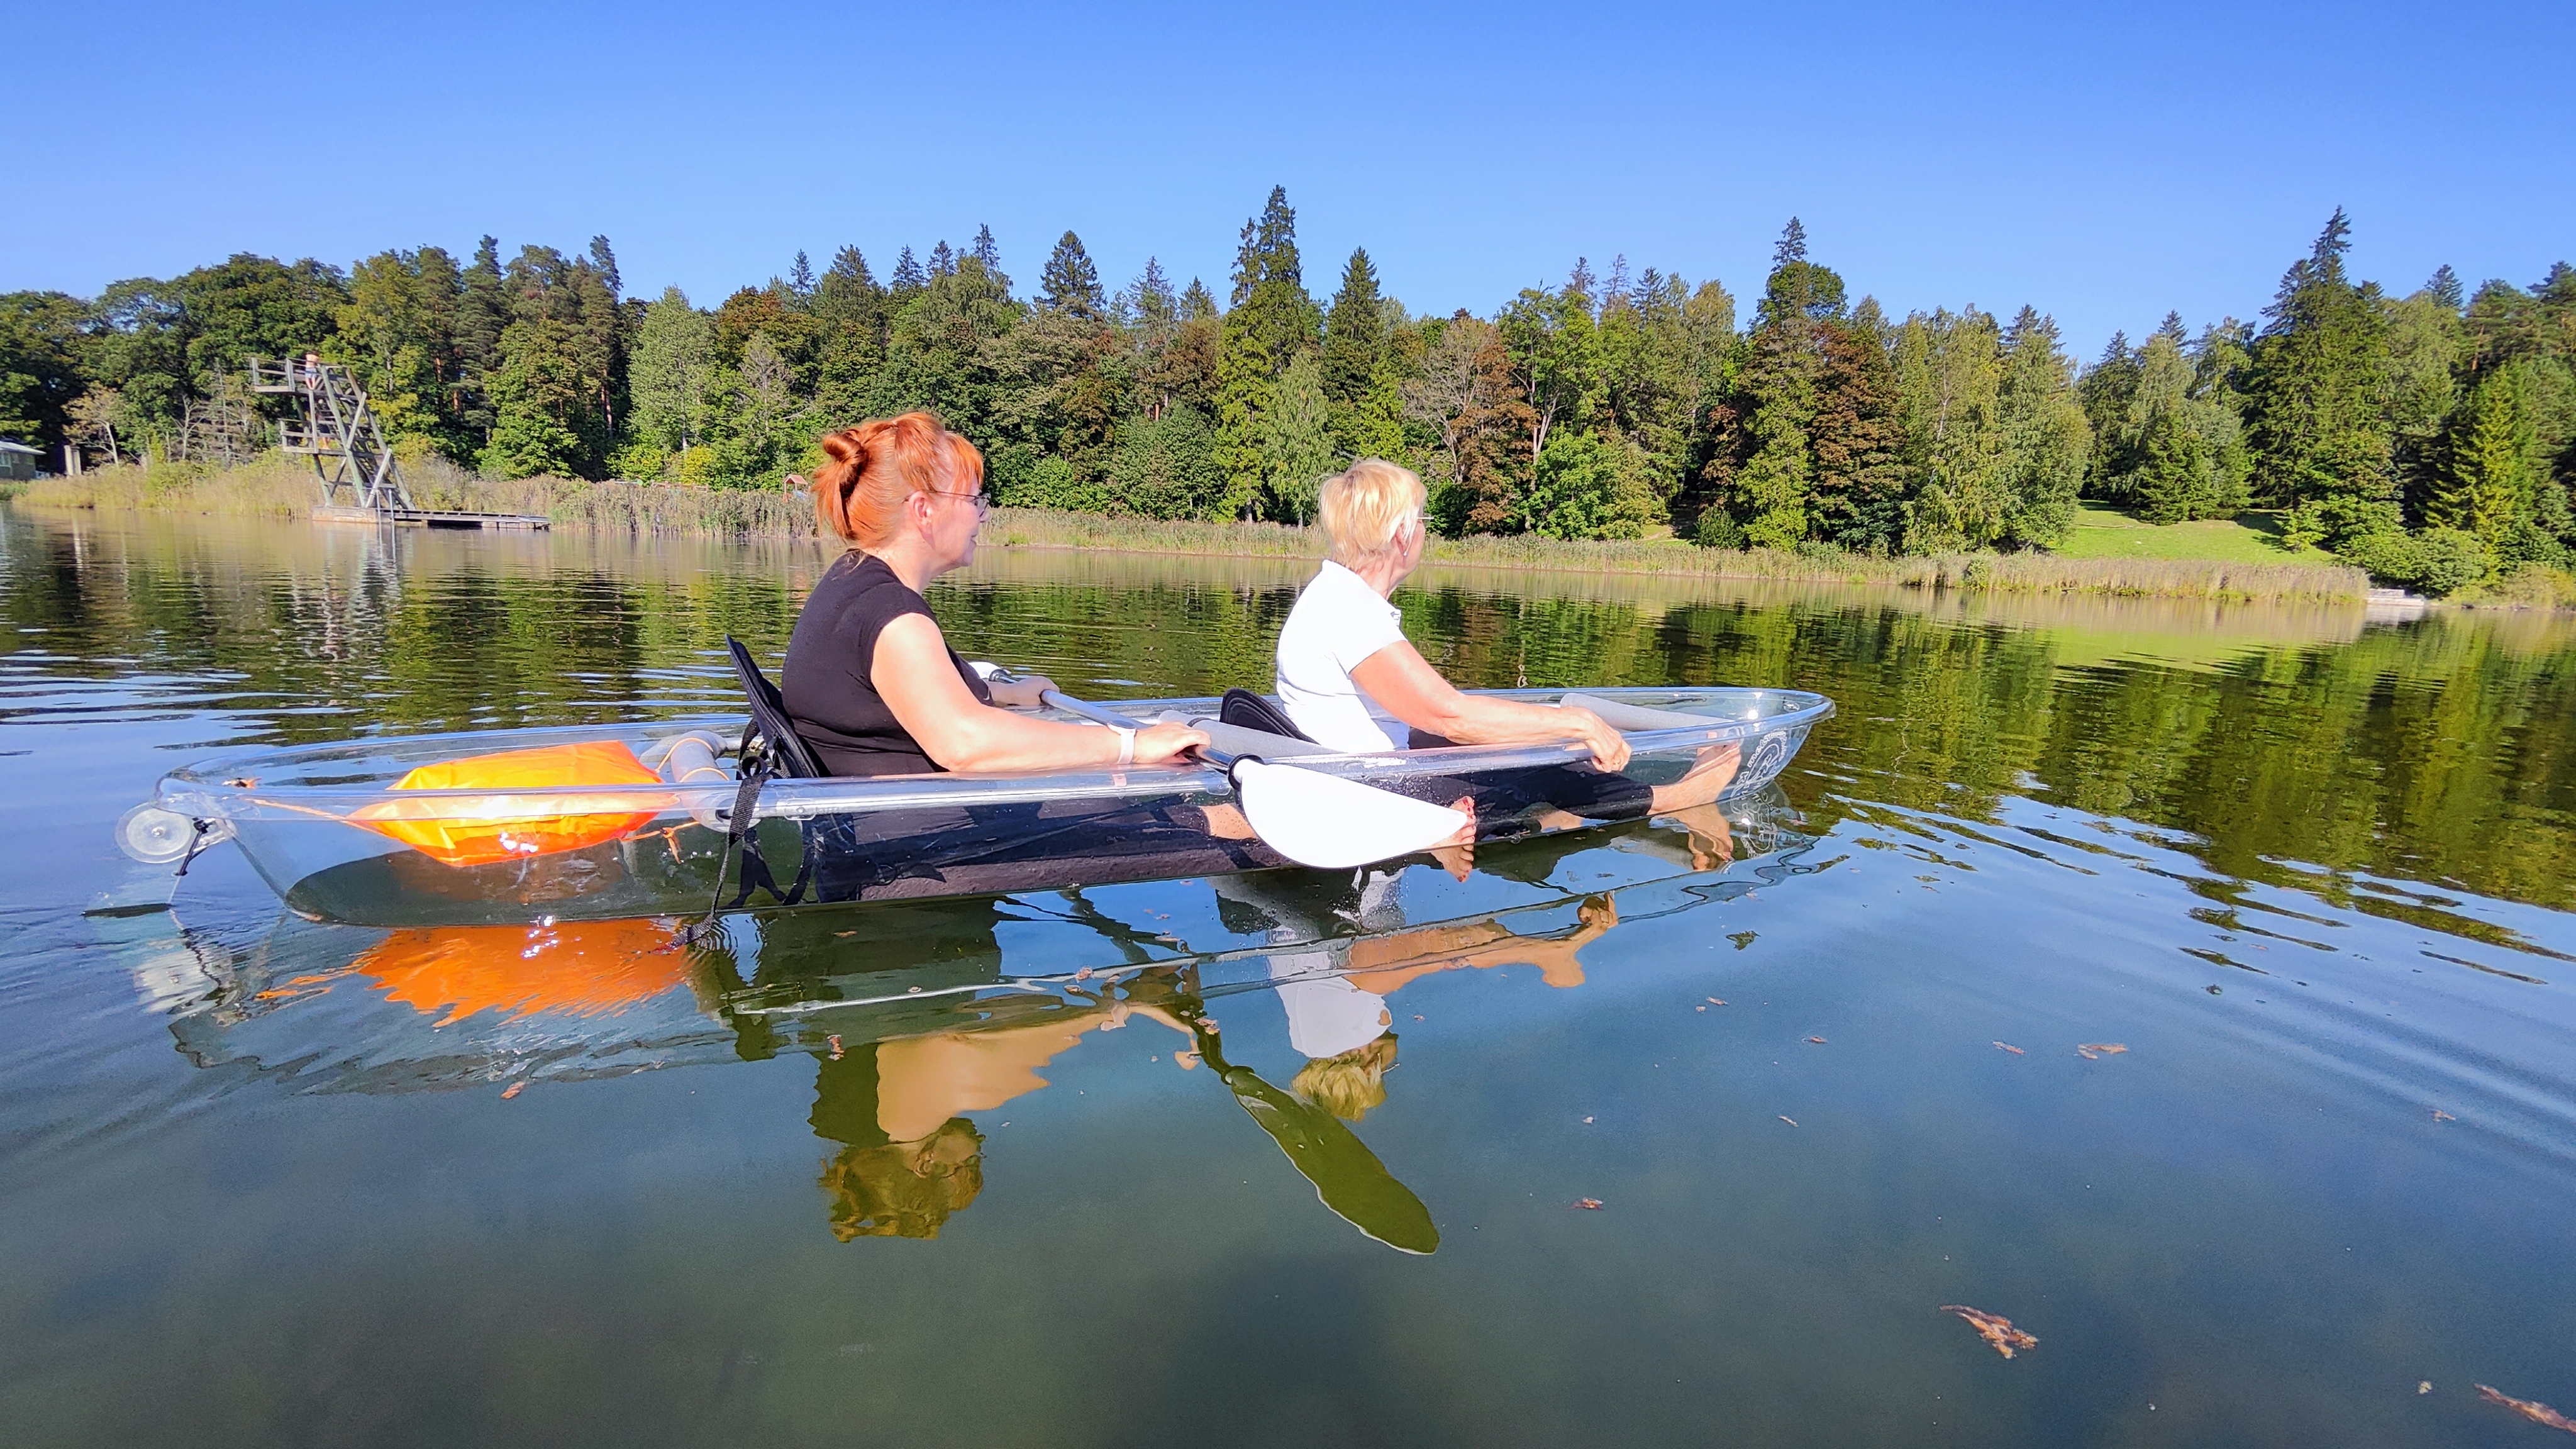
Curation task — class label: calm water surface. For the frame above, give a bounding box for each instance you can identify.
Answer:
[4,507,2574,1448]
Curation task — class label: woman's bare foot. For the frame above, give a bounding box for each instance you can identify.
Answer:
[1664,802,1736,870]
[1193,803,1258,841]
[1430,796,1477,879]
[1648,741,1741,815]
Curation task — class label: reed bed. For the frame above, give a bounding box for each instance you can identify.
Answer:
[18,460,2372,602]
[987,508,2371,603]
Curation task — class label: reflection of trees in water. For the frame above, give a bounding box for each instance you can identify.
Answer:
[16,510,2567,904]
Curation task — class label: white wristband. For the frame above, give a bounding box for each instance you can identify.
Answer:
[1113,726,1136,765]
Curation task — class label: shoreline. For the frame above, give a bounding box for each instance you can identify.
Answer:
[9,459,2377,604]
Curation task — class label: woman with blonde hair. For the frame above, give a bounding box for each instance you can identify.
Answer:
[1262,458,1738,836]
[782,413,1207,776]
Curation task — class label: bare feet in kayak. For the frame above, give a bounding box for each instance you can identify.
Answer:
[1648,741,1741,816]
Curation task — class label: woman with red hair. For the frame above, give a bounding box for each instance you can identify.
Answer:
[783,413,1206,776]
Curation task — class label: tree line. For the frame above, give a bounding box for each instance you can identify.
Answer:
[2,191,2569,589]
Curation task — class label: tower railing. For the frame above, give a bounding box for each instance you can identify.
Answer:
[248,357,415,513]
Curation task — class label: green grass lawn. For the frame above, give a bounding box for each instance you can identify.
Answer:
[2053,501,2333,564]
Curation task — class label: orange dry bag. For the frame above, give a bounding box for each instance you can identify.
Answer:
[349,740,669,867]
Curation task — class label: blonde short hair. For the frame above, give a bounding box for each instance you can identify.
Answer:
[1292,1032,1399,1121]
[1319,459,1426,567]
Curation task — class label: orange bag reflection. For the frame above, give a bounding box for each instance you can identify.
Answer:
[357,917,687,1026]
[349,740,669,867]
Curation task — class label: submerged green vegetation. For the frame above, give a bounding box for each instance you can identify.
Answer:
[3,198,2571,596]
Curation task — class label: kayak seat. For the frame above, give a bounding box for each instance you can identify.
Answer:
[1216,687,1317,744]
[724,636,825,779]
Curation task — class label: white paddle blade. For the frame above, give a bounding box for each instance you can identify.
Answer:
[1231,760,1468,869]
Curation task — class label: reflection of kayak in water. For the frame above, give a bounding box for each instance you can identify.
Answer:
[116,686,1830,928]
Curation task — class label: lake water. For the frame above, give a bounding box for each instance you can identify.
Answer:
[4,506,2573,1448]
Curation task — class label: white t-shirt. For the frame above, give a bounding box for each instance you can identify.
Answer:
[1275,561,1408,753]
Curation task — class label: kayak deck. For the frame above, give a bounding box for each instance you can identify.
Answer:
[136,686,1833,927]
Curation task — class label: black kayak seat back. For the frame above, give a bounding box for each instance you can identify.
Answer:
[725,636,825,779]
[1216,687,1316,743]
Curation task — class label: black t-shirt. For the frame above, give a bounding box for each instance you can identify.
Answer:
[783,552,994,777]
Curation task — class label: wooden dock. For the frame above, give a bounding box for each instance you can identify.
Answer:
[313,506,551,530]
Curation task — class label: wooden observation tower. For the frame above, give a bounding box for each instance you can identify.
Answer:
[248,357,545,529]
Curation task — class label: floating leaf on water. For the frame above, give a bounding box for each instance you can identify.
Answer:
[1572,1198,1604,1210]
[501,1081,525,1099]
[1582,1116,1594,1124]
[1993,1041,2025,1055]
[1807,1036,1828,1044]
[2432,1109,2456,1121]
[2419,1381,2433,1395]
[2077,1043,2129,1060]
[1779,1116,1798,1126]
[827,1034,843,1060]
[1073,967,1093,981]
[2478,1384,2576,1433]
[1940,1304,2038,1359]
[1707,997,1727,1005]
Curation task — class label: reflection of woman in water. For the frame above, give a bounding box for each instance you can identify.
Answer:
[807,994,1198,1239]
[1221,862,1628,1123]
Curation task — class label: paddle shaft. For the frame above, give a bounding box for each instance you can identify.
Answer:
[1038,689,1245,771]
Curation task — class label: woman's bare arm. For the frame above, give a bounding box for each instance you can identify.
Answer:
[874,614,1202,772]
[1349,640,1630,770]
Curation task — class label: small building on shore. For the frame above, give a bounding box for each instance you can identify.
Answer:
[0,440,44,482]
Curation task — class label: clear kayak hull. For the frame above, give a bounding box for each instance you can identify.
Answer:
[135,687,1832,927]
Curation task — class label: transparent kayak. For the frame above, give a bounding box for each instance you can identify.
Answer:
[119,686,1833,928]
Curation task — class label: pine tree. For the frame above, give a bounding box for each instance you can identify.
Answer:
[2246,209,2397,533]
[1992,307,2090,546]
[1321,248,1384,406]
[788,250,816,299]
[812,247,886,425]
[2429,372,2535,542]
[455,236,512,445]
[587,236,621,300]
[1039,231,1105,319]
[891,246,926,296]
[1124,258,1177,331]
[1180,278,1217,321]
[928,241,956,279]
[2077,332,2141,500]
[1214,187,1321,517]
[1694,221,1845,547]
[971,225,1003,281]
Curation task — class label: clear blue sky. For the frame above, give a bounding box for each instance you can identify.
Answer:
[11,0,2571,357]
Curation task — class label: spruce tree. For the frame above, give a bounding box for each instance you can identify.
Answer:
[2246,209,2397,533]
[971,225,1003,280]
[891,247,925,296]
[928,242,956,279]
[1992,307,2090,546]
[788,250,815,300]
[1214,187,1321,517]
[1321,248,1384,406]
[2430,372,2535,542]
[1039,231,1105,319]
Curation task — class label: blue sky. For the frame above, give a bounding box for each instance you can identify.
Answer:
[10,0,2571,357]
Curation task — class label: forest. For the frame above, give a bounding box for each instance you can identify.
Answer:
[3,189,2571,592]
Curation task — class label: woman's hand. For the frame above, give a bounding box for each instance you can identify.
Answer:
[1130,722,1209,765]
[984,672,1057,709]
[1562,706,1631,772]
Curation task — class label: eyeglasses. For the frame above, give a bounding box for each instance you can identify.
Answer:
[927,486,991,513]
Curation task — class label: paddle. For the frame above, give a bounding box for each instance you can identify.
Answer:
[1036,688,1468,870]
[1190,1019,1439,1255]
